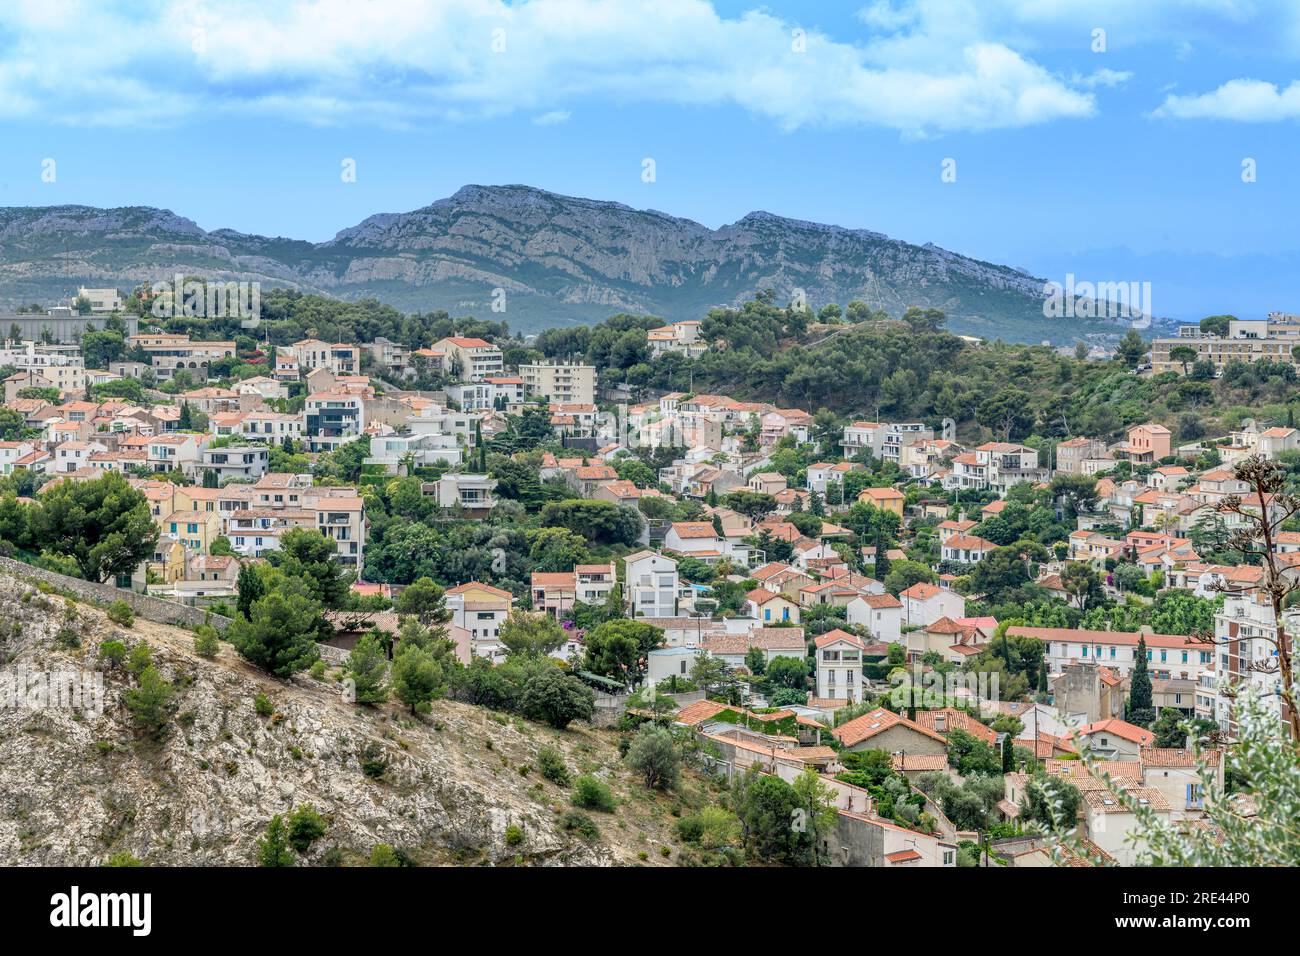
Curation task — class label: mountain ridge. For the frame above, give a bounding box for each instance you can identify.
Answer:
[0,185,1140,342]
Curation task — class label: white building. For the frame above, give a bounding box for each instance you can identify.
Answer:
[625,550,679,619]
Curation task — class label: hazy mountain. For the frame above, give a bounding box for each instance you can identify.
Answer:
[0,184,1155,342]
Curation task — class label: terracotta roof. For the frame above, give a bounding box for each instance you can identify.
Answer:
[1076,719,1156,747]
[832,707,949,748]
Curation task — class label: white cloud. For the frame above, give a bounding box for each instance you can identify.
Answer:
[1074,69,1133,89]
[531,110,571,126]
[0,0,1101,135]
[1154,79,1300,121]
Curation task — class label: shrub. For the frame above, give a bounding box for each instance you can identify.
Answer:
[559,809,600,841]
[98,640,127,668]
[193,626,219,659]
[360,742,387,779]
[257,815,295,867]
[253,692,273,717]
[126,642,152,677]
[370,844,400,867]
[504,824,524,847]
[571,775,616,813]
[286,805,328,853]
[54,627,81,649]
[102,851,142,867]
[107,600,135,628]
[536,745,570,786]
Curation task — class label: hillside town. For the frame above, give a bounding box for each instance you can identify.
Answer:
[0,287,1291,870]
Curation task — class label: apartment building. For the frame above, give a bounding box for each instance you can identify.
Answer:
[304,392,365,452]
[365,337,409,377]
[1151,312,1300,375]
[284,339,360,377]
[625,550,680,619]
[129,334,236,381]
[1006,626,1212,681]
[306,489,366,569]
[432,337,504,381]
[0,342,86,393]
[519,361,596,406]
[199,444,269,483]
[1203,592,1294,739]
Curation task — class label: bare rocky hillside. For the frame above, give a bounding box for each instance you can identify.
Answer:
[0,572,680,867]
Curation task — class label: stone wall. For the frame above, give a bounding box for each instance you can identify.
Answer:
[0,557,232,632]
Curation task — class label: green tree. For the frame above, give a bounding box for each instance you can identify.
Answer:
[764,655,808,691]
[1019,775,1082,833]
[343,633,390,705]
[390,642,444,715]
[499,613,567,659]
[29,473,158,582]
[257,815,295,867]
[393,576,451,628]
[1128,636,1154,726]
[236,562,265,620]
[268,528,350,609]
[226,591,322,678]
[122,664,175,741]
[736,770,808,865]
[286,805,328,853]
[625,725,681,790]
[519,665,596,729]
[583,619,665,685]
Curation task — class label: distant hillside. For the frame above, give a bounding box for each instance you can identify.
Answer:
[0,185,1158,342]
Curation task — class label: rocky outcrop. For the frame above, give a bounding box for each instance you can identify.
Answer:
[0,575,653,867]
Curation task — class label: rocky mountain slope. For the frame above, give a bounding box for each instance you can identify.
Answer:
[0,185,1134,342]
[0,573,677,867]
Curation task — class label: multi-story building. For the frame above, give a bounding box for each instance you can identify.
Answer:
[815,629,866,704]
[646,320,706,359]
[1151,312,1300,375]
[129,334,236,381]
[284,339,360,377]
[944,442,1043,494]
[1204,592,1294,739]
[1007,626,1213,682]
[365,337,409,377]
[0,342,86,393]
[432,337,504,381]
[303,392,365,452]
[1054,436,1110,475]
[199,444,269,484]
[624,550,679,619]
[445,582,515,661]
[431,473,497,515]
[306,489,366,569]
[74,287,124,313]
[519,361,597,406]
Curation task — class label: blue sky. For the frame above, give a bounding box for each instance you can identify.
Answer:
[1,0,1299,319]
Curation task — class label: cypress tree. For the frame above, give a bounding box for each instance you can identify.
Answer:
[1129,635,1154,724]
